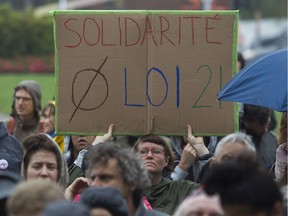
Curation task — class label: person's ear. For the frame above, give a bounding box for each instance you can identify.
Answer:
[128,182,137,192]
[165,156,170,166]
[209,157,215,168]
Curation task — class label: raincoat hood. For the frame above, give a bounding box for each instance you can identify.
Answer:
[22,134,69,189]
[11,80,42,119]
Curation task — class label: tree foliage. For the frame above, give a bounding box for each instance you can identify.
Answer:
[234,0,287,19]
[0,1,286,58]
[0,4,54,58]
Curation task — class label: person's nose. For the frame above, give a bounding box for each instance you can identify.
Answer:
[40,166,49,178]
[146,150,154,158]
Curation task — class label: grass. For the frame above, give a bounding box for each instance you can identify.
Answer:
[0,73,281,136]
[0,73,55,115]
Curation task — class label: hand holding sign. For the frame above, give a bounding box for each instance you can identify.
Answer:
[92,124,115,145]
[186,125,209,157]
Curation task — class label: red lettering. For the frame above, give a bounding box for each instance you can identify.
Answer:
[62,14,227,49]
[141,16,158,46]
[83,18,100,46]
[178,17,182,45]
[125,17,141,47]
[159,16,175,46]
[64,18,82,48]
[205,14,222,45]
[101,18,116,46]
[183,16,201,45]
[118,17,122,46]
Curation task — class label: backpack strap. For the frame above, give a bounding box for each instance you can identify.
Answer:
[7,118,16,134]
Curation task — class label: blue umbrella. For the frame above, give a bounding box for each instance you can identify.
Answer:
[218,49,287,112]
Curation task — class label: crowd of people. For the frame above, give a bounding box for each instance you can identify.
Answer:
[0,62,287,216]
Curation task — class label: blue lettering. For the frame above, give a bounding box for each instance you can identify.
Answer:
[176,65,180,108]
[146,67,168,106]
[124,67,145,107]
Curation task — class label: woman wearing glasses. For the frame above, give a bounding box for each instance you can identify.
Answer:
[133,131,200,216]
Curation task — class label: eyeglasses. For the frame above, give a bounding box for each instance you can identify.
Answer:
[137,148,164,157]
[14,96,32,103]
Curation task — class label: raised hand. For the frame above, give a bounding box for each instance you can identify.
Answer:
[178,143,197,171]
[93,124,114,145]
[102,124,114,142]
[64,177,90,200]
[186,125,209,157]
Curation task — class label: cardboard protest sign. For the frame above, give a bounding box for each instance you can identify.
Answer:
[51,10,238,136]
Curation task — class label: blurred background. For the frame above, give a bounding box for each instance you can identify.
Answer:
[0,0,287,123]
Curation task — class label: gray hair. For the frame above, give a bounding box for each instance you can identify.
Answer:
[84,142,151,197]
[173,192,223,216]
[214,132,256,158]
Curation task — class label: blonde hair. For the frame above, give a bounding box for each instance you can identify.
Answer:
[7,179,64,216]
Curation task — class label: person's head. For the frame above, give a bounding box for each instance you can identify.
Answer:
[65,135,96,167]
[83,142,150,205]
[133,134,175,175]
[213,132,256,163]
[241,104,271,137]
[173,192,224,216]
[11,80,41,121]
[41,101,55,134]
[79,186,130,216]
[0,171,21,216]
[22,133,68,188]
[279,112,287,145]
[42,200,90,216]
[7,179,64,216]
[0,122,23,175]
[71,135,95,156]
[203,158,283,216]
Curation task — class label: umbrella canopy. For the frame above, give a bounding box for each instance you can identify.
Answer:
[218,49,287,112]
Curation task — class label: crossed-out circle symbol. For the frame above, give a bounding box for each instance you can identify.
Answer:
[71,68,109,111]
[69,56,109,123]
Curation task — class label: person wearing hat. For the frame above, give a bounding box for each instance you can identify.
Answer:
[7,80,42,144]
[0,171,22,216]
[0,122,23,216]
[79,186,130,216]
[0,122,23,175]
[42,200,90,216]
